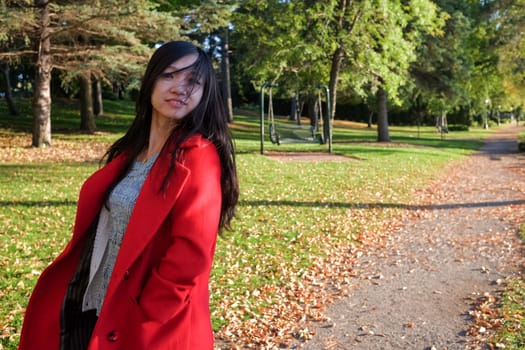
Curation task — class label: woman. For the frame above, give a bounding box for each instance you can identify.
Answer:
[18,41,239,350]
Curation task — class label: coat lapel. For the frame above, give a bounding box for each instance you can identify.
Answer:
[72,154,128,247]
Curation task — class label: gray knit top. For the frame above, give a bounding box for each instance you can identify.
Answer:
[82,153,159,315]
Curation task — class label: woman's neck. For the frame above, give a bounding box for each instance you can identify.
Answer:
[138,116,177,162]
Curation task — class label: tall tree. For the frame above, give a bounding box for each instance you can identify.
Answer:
[404,0,522,128]
[232,0,325,96]
[494,0,525,112]
[220,27,233,122]
[359,0,446,141]
[32,0,52,147]
[92,76,103,117]
[376,86,390,141]
[79,72,95,133]
[404,5,463,126]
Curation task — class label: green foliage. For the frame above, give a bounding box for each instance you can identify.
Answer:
[354,0,446,103]
[153,0,201,11]
[232,0,322,93]
[494,0,525,110]
[405,1,484,119]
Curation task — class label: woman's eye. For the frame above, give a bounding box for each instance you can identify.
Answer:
[188,78,201,86]
[160,72,175,79]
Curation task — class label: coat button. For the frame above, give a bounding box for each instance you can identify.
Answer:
[107,330,119,342]
[123,270,130,280]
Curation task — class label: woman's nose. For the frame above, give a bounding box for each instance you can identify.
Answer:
[170,80,192,95]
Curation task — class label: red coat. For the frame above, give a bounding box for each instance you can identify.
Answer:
[18,134,222,350]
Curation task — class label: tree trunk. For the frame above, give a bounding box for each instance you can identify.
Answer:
[329,46,344,120]
[328,0,360,121]
[376,87,390,142]
[0,63,18,116]
[92,75,103,117]
[32,0,52,147]
[289,93,298,121]
[435,110,448,132]
[307,95,317,127]
[79,73,96,133]
[297,97,304,125]
[293,95,305,125]
[220,28,233,122]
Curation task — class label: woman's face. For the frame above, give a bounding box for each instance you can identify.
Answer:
[150,54,204,125]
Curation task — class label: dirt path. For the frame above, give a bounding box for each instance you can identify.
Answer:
[304,124,525,350]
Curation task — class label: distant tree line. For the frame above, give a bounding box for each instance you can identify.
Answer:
[1,0,524,146]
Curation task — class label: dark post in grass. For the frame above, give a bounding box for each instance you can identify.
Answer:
[318,84,332,154]
[260,82,270,155]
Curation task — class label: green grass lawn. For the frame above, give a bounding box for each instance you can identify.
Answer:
[0,98,504,348]
[491,279,525,349]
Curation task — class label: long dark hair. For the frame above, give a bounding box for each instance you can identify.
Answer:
[103,41,239,231]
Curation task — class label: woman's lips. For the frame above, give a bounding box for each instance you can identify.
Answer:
[166,98,186,107]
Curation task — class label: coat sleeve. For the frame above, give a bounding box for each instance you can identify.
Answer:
[123,142,222,349]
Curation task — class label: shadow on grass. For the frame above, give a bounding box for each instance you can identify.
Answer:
[240,199,525,210]
[4,198,521,210]
[3,198,522,210]
[0,200,77,207]
[333,136,484,151]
